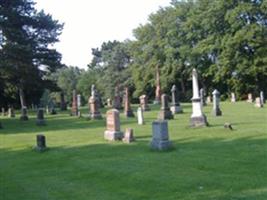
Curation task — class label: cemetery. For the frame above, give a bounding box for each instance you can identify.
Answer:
[1,0,267,200]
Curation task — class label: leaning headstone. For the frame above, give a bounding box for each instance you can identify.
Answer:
[1,107,5,116]
[35,134,47,152]
[88,85,102,119]
[212,89,222,116]
[170,85,183,114]
[154,66,161,105]
[124,87,134,117]
[247,93,253,103]
[8,107,15,118]
[190,69,208,127]
[123,128,135,143]
[200,88,207,106]
[137,107,144,125]
[255,97,263,108]
[260,91,265,104]
[20,106,29,121]
[158,94,173,120]
[36,108,46,126]
[71,89,78,116]
[231,92,236,102]
[104,109,123,141]
[139,95,150,111]
[60,92,67,111]
[150,120,172,151]
[206,96,212,104]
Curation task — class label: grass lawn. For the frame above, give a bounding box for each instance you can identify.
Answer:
[0,102,266,200]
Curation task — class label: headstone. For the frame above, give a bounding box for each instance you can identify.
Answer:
[260,91,265,104]
[48,100,57,115]
[35,134,47,152]
[170,85,183,114]
[104,109,123,141]
[255,97,263,108]
[200,88,207,106]
[8,107,15,118]
[36,108,46,126]
[71,89,78,116]
[190,69,208,127]
[113,86,122,110]
[247,93,253,103]
[88,85,102,119]
[206,96,212,104]
[150,120,172,151]
[107,98,112,107]
[139,95,150,111]
[46,106,49,115]
[231,92,236,102]
[20,106,29,121]
[123,128,135,143]
[60,92,67,111]
[137,107,144,125]
[1,107,5,116]
[158,94,173,120]
[124,87,134,117]
[77,94,81,108]
[212,89,222,116]
[154,66,161,105]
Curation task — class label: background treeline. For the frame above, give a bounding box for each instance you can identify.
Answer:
[1,0,267,108]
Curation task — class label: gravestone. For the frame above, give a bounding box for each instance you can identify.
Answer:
[260,91,265,104]
[154,66,161,105]
[123,128,134,143]
[113,86,122,110]
[60,92,67,111]
[247,93,253,103]
[124,87,134,117]
[158,94,173,120]
[212,89,222,116]
[107,98,112,107]
[255,97,263,108]
[35,134,47,152]
[190,69,208,127]
[77,94,81,108]
[200,88,207,106]
[170,85,183,114]
[48,100,57,115]
[104,109,123,141]
[8,107,15,118]
[206,96,212,104]
[137,107,144,125]
[231,92,236,102]
[88,85,102,119]
[71,89,78,116]
[20,106,29,121]
[36,108,46,126]
[150,120,172,151]
[1,107,5,116]
[139,95,150,111]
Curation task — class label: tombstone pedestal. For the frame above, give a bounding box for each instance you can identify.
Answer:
[104,130,123,141]
[170,105,183,114]
[104,109,123,141]
[35,134,47,152]
[190,114,208,127]
[212,107,222,116]
[89,96,102,119]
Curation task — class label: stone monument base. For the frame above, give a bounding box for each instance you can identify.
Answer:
[20,115,29,121]
[190,115,208,127]
[212,108,222,116]
[150,139,172,151]
[170,106,183,114]
[104,130,123,141]
[36,119,46,126]
[90,112,102,120]
[158,110,173,120]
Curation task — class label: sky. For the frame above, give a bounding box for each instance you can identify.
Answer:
[35,0,171,69]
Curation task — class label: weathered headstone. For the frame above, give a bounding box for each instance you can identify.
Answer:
[247,93,253,103]
[113,86,122,110]
[35,134,47,152]
[20,106,29,121]
[36,108,46,126]
[60,92,67,111]
[255,97,263,108]
[124,87,134,117]
[123,128,135,143]
[154,66,161,105]
[71,89,78,116]
[77,94,81,108]
[137,107,144,125]
[88,85,102,119]
[139,95,150,111]
[200,88,207,106]
[170,85,183,114]
[1,107,5,116]
[212,89,222,116]
[206,96,212,104]
[158,94,173,120]
[231,92,236,102]
[150,120,172,151]
[8,107,15,118]
[104,109,123,141]
[107,98,112,107]
[190,69,208,127]
[260,91,265,104]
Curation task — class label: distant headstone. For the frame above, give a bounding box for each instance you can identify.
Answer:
[8,107,15,118]
[137,107,144,125]
[48,100,57,115]
[124,87,134,117]
[247,93,253,103]
[154,66,161,105]
[35,134,47,152]
[88,85,102,119]
[158,94,173,120]
[123,128,135,143]
[170,85,183,114]
[1,107,5,116]
[255,97,263,108]
[150,120,172,151]
[104,109,123,141]
[139,95,150,111]
[77,94,81,108]
[20,106,29,121]
[206,96,212,104]
[36,108,46,126]
[113,86,122,110]
[260,91,265,104]
[231,92,236,102]
[60,92,67,111]
[200,88,207,106]
[71,89,78,116]
[190,69,208,127]
[212,89,222,116]
[107,98,112,107]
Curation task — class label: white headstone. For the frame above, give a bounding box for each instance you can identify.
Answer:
[231,93,236,102]
[77,94,81,107]
[137,107,144,125]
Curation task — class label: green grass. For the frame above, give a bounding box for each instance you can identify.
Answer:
[0,102,266,200]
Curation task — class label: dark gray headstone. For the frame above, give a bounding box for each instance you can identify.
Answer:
[20,107,29,121]
[36,108,46,126]
[212,89,222,116]
[35,134,47,152]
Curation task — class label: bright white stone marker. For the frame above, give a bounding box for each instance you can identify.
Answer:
[137,107,144,125]
[190,68,208,127]
[212,89,222,116]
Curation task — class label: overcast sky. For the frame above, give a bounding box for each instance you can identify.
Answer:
[35,0,171,69]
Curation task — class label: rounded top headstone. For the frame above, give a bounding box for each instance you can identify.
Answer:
[171,85,176,92]
[212,89,220,95]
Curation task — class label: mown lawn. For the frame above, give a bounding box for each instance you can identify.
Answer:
[0,102,266,200]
